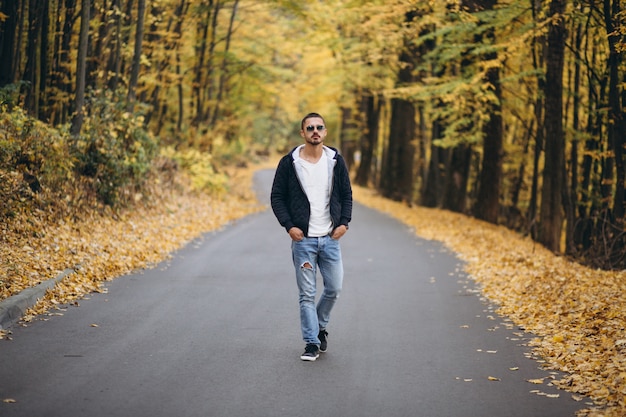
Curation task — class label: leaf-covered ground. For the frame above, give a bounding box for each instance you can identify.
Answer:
[0,161,270,320]
[1,166,624,416]
[352,186,625,417]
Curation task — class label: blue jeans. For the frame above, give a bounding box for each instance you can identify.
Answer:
[291,235,344,346]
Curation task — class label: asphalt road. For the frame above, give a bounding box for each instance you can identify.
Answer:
[0,170,587,417]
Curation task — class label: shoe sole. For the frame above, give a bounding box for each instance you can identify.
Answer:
[300,354,319,361]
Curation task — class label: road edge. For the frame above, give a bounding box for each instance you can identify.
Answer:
[0,269,74,330]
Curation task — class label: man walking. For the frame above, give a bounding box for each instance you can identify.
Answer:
[270,112,353,361]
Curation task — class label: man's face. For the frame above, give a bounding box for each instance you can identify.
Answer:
[300,117,327,146]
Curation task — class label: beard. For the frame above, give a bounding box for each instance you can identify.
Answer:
[306,136,323,145]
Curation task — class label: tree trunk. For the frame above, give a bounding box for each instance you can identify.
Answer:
[106,0,122,91]
[354,93,379,187]
[13,0,27,88]
[339,105,358,170]
[0,0,19,87]
[204,0,220,125]
[379,9,419,202]
[442,144,472,213]
[23,0,45,117]
[192,0,213,126]
[467,0,502,224]
[176,45,184,133]
[577,34,605,254]
[89,0,105,90]
[566,20,583,255]
[604,0,625,222]
[211,0,239,128]
[153,0,187,135]
[127,0,147,112]
[70,0,90,137]
[527,0,546,238]
[474,66,503,222]
[58,0,76,124]
[47,0,65,124]
[603,0,626,266]
[421,119,446,208]
[538,0,567,252]
[380,98,416,202]
[38,0,50,122]
[474,49,503,222]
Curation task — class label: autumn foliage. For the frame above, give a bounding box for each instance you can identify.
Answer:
[354,186,626,417]
[1,0,626,415]
[0,99,263,303]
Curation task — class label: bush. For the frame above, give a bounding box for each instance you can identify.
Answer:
[160,146,228,195]
[0,106,74,193]
[0,82,27,109]
[72,91,158,206]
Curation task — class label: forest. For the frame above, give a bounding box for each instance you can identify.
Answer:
[0,0,625,269]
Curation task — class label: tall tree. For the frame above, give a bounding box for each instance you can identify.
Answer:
[210,0,239,128]
[127,0,147,112]
[538,0,567,251]
[379,9,419,202]
[47,0,76,125]
[70,0,90,136]
[527,0,546,238]
[23,0,46,116]
[0,0,19,87]
[192,0,214,126]
[565,16,584,255]
[339,103,358,170]
[354,91,380,187]
[604,0,625,221]
[37,0,51,121]
[472,0,504,224]
[144,0,186,130]
[106,0,123,91]
[442,144,472,212]
[421,118,446,208]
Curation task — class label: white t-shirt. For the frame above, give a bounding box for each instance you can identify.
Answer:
[298,153,333,237]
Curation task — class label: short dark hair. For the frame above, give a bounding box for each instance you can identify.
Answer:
[301,112,325,130]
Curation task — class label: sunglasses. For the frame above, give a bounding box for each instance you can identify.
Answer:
[305,125,325,132]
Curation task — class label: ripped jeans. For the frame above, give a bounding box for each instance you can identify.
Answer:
[291,235,344,346]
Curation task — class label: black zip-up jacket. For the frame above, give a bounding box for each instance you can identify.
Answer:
[270,145,352,237]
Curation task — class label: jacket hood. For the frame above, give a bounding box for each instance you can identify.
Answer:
[290,145,338,162]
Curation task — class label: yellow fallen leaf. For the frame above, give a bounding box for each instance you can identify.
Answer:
[90,323,99,327]
[528,379,544,384]
[3,159,626,417]
[353,185,626,414]
[509,367,519,371]
[3,398,16,403]
[488,376,500,381]
[545,394,560,398]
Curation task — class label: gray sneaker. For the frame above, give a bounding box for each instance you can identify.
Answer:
[300,343,319,361]
[318,329,328,353]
